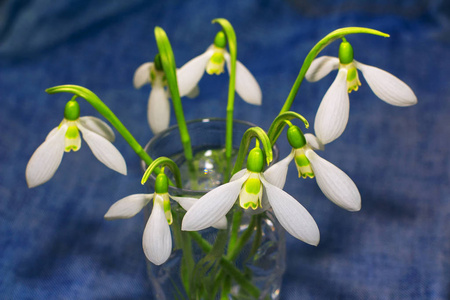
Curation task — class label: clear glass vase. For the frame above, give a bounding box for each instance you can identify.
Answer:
[142,118,286,300]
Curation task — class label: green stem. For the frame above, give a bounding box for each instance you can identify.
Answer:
[232,127,273,176]
[227,209,243,254]
[141,157,182,187]
[189,231,260,298]
[226,215,257,261]
[280,27,389,114]
[45,85,155,167]
[154,27,193,161]
[267,111,309,145]
[171,209,194,296]
[249,214,263,258]
[213,18,237,160]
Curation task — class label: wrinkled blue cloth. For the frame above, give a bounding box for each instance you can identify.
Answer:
[0,0,448,299]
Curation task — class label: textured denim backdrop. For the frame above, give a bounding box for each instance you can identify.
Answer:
[0,0,448,299]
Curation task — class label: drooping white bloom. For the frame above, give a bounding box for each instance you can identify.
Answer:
[182,167,320,246]
[265,133,361,212]
[26,116,127,188]
[177,45,262,106]
[104,192,226,265]
[306,55,417,144]
[133,62,171,134]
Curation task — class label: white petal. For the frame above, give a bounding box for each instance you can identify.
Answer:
[314,68,349,144]
[230,168,248,182]
[177,50,213,97]
[263,151,294,189]
[170,195,227,230]
[211,217,228,230]
[133,62,153,89]
[169,195,197,211]
[78,116,115,142]
[305,133,324,151]
[306,150,361,212]
[355,61,417,106]
[181,174,249,231]
[305,56,339,82]
[185,85,200,99]
[104,194,153,220]
[45,126,60,140]
[261,177,320,246]
[26,124,67,188]
[143,199,172,265]
[77,123,127,175]
[225,54,262,105]
[148,82,170,134]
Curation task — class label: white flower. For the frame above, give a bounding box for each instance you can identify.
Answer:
[104,192,226,265]
[265,133,361,212]
[26,116,127,188]
[181,167,320,246]
[133,62,172,134]
[306,55,417,144]
[176,45,262,105]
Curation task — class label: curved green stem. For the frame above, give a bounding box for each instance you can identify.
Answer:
[154,27,193,161]
[280,27,389,113]
[213,18,237,160]
[141,157,182,188]
[232,127,273,176]
[267,111,309,145]
[45,85,155,167]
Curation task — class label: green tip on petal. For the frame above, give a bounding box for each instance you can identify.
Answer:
[339,39,354,65]
[287,125,306,149]
[154,173,169,194]
[214,31,227,48]
[64,98,80,121]
[154,54,163,71]
[247,147,264,173]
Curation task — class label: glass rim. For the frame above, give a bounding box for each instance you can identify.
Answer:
[141,118,279,195]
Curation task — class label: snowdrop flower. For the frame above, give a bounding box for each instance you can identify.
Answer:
[182,147,320,246]
[306,38,417,144]
[177,31,262,105]
[134,54,197,134]
[264,125,361,211]
[26,99,127,188]
[105,173,226,265]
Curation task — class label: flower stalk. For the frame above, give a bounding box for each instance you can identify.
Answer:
[45,85,155,167]
[154,26,193,161]
[212,18,237,161]
[279,27,389,114]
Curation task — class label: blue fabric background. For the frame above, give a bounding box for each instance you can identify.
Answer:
[0,0,448,299]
